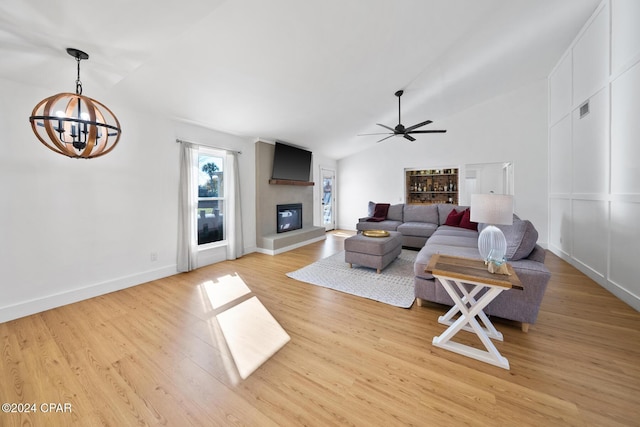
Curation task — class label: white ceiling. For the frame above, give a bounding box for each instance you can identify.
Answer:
[0,0,600,159]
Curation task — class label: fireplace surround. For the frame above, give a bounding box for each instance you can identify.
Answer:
[256,141,325,254]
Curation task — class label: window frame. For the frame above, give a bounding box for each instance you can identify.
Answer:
[196,146,227,249]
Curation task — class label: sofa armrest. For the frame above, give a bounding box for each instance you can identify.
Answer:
[527,244,546,263]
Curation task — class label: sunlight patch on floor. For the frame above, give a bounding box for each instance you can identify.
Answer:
[216,296,291,379]
[199,273,290,381]
[201,274,251,309]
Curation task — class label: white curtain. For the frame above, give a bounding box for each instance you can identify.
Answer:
[226,151,244,260]
[177,142,198,272]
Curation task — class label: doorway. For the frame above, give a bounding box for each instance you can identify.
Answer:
[320,167,336,231]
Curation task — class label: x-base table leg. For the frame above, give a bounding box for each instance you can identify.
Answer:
[432,277,510,369]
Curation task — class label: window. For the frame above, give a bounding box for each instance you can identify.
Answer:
[197,148,225,246]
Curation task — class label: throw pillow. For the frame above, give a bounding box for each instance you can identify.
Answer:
[367,203,390,222]
[438,204,468,225]
[444,208,464,226]
[459,208,478,230]
[478,213,520,234]
[502,219,539,260]
[367,201,376,217]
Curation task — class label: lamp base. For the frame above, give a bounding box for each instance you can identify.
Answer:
[478,225,507,263]
[487,260,510,275]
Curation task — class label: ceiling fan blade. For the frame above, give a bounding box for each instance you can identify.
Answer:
[404,120,433,133]
[357,132,394,136]
[376,123,396,132]
[376,134,395,143]
[408,130,447,134]
[403,134,416,142]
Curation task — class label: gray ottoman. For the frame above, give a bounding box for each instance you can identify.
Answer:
[344,231,402,273]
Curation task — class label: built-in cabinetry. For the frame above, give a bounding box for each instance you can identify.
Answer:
[405,168,458,205]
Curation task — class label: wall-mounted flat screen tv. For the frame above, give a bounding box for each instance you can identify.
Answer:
[271,141,312,182]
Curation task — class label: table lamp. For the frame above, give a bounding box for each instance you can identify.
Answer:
[470,194,514,263]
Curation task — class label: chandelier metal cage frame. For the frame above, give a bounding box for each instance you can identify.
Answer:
[28,48,122,159]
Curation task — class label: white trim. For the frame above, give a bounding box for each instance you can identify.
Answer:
[0,265,177,323]
[549,247,640,311]
[197,147,226,249]
[176,138,242,155]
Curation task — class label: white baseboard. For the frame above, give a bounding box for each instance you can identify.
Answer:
[549,247,640,312]
[0,265,177,323]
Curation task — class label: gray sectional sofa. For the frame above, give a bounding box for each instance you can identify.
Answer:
[357,202,551,331]
[357,203,440,248]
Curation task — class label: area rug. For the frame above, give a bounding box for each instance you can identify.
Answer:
[286,249,417,308]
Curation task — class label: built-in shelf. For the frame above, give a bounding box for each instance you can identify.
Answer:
[405,168,459,205]
[269,179,315,186]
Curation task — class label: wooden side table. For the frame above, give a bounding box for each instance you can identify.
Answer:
[425,254,522,370]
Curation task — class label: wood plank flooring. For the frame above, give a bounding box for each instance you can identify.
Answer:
[1,231,639,426]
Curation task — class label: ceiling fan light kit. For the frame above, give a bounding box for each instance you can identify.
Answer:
[360,89,446,143]
[28,48,122,159]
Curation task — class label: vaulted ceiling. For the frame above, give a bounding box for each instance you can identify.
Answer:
[0,0,600,159]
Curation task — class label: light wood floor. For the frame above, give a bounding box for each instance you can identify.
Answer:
[1,231,639,426]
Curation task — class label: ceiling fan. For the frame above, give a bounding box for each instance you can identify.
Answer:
[360,90,446,142]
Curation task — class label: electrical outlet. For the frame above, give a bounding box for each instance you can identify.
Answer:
[150,252,158,262]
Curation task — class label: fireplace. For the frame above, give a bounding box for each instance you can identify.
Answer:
[277,203,302,233]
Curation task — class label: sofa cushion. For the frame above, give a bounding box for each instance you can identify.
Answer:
[397,222,438,238]
[433,225,480,239]
[403,204,438,223]
[357,220,402,232]
[444,208,464,226]
[437,204,469,225]
[387,204,404,222]
[414,225,481,280]
[459,208,478,230]
[501,218,539,260]
[527,244,546,263]
[426,234,479,248]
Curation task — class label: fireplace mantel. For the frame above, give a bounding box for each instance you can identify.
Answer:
[269,179,314,186]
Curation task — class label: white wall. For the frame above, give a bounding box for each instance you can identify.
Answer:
[548,0,640,310]
[337,78,549,243]
[0,77,256,322]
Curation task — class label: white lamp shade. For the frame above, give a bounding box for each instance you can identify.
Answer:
[470,194,514,225]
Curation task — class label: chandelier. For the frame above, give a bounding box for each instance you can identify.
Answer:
[29,48,122,159]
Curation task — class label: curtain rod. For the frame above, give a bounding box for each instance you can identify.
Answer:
[175,138,242,155]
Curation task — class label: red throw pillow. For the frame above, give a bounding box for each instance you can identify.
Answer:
[459,208,478,230]
[444,208,464,226]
